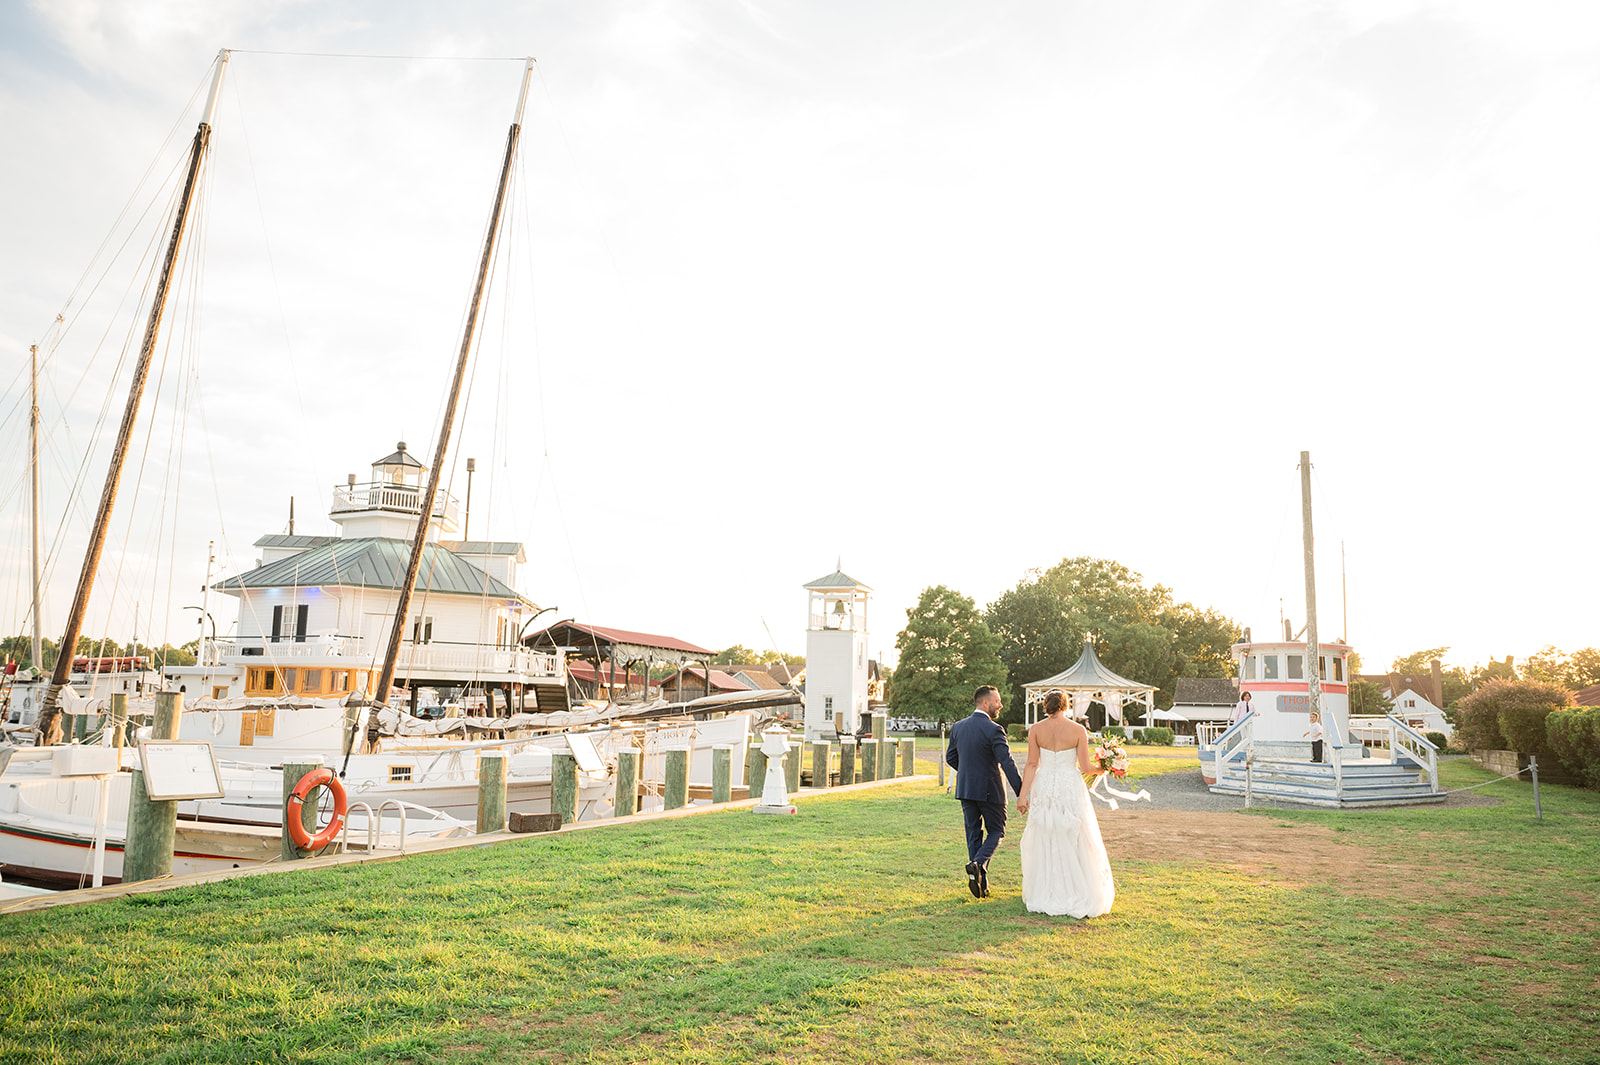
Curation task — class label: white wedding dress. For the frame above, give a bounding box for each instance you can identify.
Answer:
[1020,747,1116,918]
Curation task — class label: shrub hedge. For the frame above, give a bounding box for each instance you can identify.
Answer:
[1101,725,1127,739]
[1142,726,1174,746]
[1424,731,1448,749]
[1547,707,1600,789]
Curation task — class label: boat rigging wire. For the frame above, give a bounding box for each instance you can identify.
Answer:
[226,50,532,62]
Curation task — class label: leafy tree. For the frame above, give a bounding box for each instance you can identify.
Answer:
[888,585,1007,725]
[1522,646,1600,692]
[1468,656,1518,688]
[712,645,802,670]
[1348,679,1394,716]
[1391,647,1450,674]
[984,557,1240,722]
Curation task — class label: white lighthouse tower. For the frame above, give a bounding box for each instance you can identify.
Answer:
[802,564,871,742]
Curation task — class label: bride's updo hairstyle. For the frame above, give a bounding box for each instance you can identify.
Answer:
[1044,690,1066,716]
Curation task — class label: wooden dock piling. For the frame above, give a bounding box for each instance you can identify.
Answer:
[278,760,324,862]
[124,691,184,880]
[664,747,690,810]
[615,749,640,815]
[477,752,507,833]
[811,741,830,788]
[747,745,767,800]
[711,746,732,803]
[552,752,578,824]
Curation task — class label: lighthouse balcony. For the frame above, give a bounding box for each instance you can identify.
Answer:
[331,480,460,527]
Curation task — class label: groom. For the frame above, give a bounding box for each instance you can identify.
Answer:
[945,685,1023,899]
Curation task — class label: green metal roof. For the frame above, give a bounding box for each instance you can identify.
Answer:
[219,537,530,604]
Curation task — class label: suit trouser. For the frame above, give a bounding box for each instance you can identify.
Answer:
[961,798,1007,866]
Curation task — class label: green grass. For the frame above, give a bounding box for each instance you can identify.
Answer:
[1,764,1596,1064]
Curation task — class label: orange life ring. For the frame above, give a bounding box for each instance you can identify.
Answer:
[286,767,348,851]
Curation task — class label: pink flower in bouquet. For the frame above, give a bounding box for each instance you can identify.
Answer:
[1094,740,1130,779]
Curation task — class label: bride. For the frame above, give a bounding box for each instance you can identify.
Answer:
[1016,689,1116,918]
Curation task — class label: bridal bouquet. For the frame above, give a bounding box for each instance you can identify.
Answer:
[1092,740,1131,780]
[1088,739,1148,809]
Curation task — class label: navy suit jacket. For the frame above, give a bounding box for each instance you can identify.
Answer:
[945,711,1023,805]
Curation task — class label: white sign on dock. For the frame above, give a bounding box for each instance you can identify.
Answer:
[138,741,226,800]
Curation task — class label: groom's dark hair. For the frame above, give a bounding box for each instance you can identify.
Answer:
[974,685,998,706]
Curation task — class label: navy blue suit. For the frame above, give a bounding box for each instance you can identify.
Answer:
[945,710,1023,867]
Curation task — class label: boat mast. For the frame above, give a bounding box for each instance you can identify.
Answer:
[1300,451,1321,722]
[37,49,231,744]
[373,58,536,708]
[29,344,43,674]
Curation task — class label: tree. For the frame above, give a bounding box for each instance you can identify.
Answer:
[712,645,802,670]
[1522,645,1600,692]
[1468,656,1518,688]
[1348,679,1393,716]
[984,557,1240,722]
[1391,647,1450,674]
[888,586,1007,725]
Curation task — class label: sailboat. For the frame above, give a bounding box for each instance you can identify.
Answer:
[0,52,753,886]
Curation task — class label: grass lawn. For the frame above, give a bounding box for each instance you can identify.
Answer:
[1,760,1596,1063]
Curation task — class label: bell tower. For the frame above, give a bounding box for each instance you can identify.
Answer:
[802,562,870,742]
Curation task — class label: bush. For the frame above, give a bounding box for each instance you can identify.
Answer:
[1493,678,1573,766]
[1547,707,1600,789]
[1424,731,1448,749]
[1452,684,1511,751]
[1142,726,1174,746]
[1101,725,1127,739]
[1128,729,1145,744]
[1007,723,1027,742]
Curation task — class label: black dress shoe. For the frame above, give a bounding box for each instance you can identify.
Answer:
[965,860,982,898]
[979,864,991,897]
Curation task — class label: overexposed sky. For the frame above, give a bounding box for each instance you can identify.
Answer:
[1,0,1596,676]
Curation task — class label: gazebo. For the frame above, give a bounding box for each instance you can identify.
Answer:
[1023,638,1157,727]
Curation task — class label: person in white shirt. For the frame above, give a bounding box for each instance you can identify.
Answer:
[1303,712,1324,763]
[1231,690,1253,724]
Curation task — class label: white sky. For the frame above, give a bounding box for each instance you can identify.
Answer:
[1,1,1596,676]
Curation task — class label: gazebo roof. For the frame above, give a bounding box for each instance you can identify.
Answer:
[1024,638,1155,694]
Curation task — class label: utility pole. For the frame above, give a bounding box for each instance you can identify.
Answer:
[1300,451,1321,723]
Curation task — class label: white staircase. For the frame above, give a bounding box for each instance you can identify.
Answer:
[1204,713,1445,808]
[1209,756,1443,807]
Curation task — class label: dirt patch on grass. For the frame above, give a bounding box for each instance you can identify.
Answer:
[1096,809,1433,899]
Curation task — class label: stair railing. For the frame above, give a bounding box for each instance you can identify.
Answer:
[1385,715,1439,792]
[1327,719,1346,795]
[1212,711,1254,789]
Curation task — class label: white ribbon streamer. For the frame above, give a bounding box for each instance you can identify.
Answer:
[1089,772,1152,810]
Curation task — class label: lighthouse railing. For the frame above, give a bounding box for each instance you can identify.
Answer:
[1385,715,1440,792]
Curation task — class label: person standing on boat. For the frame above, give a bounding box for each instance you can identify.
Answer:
[945,685,1023,899]
[1303,712,1324,763]
[1231,690,1253,724]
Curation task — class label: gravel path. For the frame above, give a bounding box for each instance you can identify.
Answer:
[915,751,1498,812]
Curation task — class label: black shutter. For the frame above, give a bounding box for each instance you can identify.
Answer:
[271,605,283,643]
[295,604,309,643]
